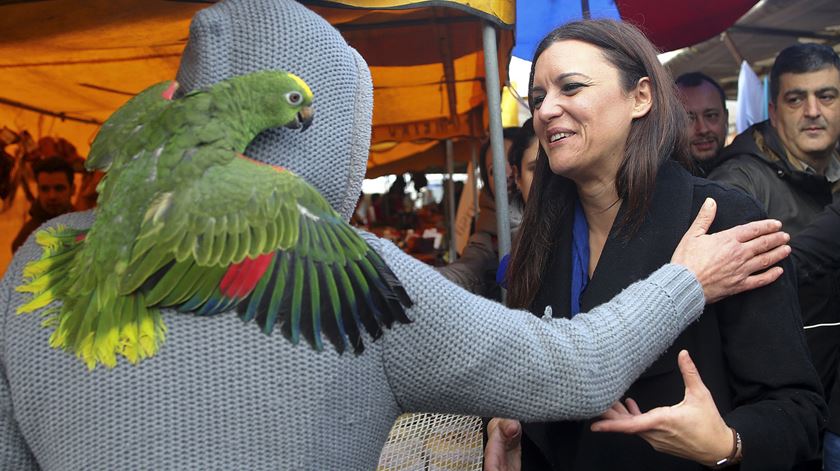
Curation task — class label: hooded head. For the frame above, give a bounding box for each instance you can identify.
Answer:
[176,0,372,221]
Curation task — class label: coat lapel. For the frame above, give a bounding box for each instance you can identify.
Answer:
[581,162,694,313]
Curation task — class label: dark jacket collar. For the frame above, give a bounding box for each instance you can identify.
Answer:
[720,120,787,170]
[720,120,838,195]
[531,161,694,319]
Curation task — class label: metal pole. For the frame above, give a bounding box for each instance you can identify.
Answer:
[471,141,480,225]
[581,0,591,19]
[445,139,457,263]
[720,32,745,65]
[482,23,511,268]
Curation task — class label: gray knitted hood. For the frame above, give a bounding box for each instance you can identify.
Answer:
[176,0,372,221]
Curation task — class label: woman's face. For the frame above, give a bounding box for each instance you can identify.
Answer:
[530,40,640,184]
[515,137,540,202]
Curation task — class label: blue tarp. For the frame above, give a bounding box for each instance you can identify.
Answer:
[513,0,620,60]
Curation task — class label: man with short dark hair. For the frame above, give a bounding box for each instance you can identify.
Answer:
[676,72,729,174]
[709,42,840,466]
[11,156,75,253]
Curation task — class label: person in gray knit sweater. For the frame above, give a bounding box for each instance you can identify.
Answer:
[0,1,790,469]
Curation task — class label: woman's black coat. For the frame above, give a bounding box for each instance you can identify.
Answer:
[520,161,827,471]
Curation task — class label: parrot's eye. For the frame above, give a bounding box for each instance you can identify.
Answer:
[285,91,303,106]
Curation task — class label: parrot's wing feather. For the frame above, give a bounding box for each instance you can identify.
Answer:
[127,155,412,354]
[86,80,177,172]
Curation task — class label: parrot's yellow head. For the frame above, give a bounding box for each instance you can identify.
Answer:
[289,73,313,102]
[230,70,315,132]
[284,72,314,131]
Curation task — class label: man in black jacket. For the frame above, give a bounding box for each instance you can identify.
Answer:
[709,43,840,467]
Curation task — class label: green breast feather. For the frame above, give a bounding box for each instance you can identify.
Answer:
[16,70,412,370]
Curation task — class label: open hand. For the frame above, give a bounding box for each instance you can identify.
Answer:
[590,350,735,467]
[672,198,790,303]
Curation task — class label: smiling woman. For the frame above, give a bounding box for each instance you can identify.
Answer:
[502,19,827,471]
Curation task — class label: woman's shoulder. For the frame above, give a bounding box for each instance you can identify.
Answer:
[688,175,767,228]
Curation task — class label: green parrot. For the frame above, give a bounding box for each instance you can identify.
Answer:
[16,70,412,370]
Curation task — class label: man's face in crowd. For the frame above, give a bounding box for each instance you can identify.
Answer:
[770,67,840,165]
[36,171,73,216]
[678,81,728,162]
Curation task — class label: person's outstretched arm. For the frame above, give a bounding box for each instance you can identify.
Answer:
[374,198,788,421]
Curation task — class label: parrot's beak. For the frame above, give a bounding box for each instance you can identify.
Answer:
[286,106,314,131]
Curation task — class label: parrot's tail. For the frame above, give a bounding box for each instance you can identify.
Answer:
[15,225,87,315]
[16,225,167,370]
[48,289,166,370]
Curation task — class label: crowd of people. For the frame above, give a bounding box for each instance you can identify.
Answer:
[0,0,838,469]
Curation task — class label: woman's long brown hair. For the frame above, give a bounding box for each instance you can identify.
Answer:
[506,19,691,309]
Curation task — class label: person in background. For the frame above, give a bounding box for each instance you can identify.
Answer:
[439,123,534,298]
[350,191,368,227]
[479,127,521,204]
[509,119,540,205]
[675,72,729,174]
[708,43,840,467]
[11,156,75,253]
[498,19,825,470]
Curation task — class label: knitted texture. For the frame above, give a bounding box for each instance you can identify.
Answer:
[0,0,705,469]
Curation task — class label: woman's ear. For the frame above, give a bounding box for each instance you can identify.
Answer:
[631,77,653,119]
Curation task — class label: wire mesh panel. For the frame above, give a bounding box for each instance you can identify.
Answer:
[377,413,483,471]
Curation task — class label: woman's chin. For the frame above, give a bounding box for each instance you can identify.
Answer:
[547,158,579,179]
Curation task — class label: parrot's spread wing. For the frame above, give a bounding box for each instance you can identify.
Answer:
[16,70,407,368]
[124,154,412,354]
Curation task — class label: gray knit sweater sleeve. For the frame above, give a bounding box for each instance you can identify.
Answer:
[369,235,705,421]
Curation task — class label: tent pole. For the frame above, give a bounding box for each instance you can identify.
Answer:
[446,139,457,262]
[471,140,480,225]
[720,32,745,65]
[482,22,511,272]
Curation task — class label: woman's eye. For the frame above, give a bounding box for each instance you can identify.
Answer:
[532,96,545,108]
[561,82,585,93]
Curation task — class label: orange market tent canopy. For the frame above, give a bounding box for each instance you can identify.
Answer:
[303,1,516,261]
[0,0,204,155]
[302,1,515,177]
[0,0,514,177]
